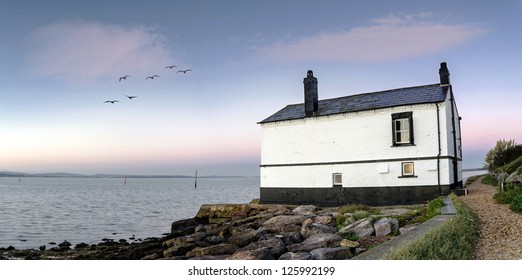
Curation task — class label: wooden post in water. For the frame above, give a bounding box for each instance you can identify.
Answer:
[194,170,198,188]
[124,175,127,185]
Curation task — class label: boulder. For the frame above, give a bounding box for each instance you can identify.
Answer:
[185,243,238,258]
[196,204,261,222]
[374,217,399,237]
[262,215,307,233]
[310,247,353,260]
[278,251,312,260]
[278,232,302,245]
[292,205,317,216]
[337,218,374,238]
[300,218,337,239]
[506,171,522,183]
[496,172,509,182]
[340,239,360,248]
[313,214,337,226]
[163,241,197,258]
[171,218,199,237]
[227,248,275,260]
[287,233,343,252]
[379,208,413,216]
[228,228,261,247]
[237,237,286,258]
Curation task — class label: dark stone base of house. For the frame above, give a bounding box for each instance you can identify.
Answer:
[260,184,454,206]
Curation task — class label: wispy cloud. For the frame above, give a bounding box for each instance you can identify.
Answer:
[27,20,174,82]
[257,14,490,63]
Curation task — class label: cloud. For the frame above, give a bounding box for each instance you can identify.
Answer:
[257,14,490,63]
[27,20,173,82]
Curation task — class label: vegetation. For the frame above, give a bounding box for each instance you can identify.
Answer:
[464,175,482,187]
[386,194,480,260]
[484,139,522,172]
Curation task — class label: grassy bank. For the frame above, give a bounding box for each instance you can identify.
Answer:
[385,194,480,260]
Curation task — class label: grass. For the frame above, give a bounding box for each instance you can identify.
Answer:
[385,194,480,260]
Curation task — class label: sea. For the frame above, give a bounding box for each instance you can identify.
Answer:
[0,170,487,250]
[0,176,259,250]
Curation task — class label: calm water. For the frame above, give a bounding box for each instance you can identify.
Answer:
[0,177,259,249]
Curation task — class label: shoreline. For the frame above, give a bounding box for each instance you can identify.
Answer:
[1,201,433,260]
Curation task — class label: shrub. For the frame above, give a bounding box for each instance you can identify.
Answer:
[353,210,370,220]
[482,174,498,186]
[426,197,444,218]
[510,193,522,213]
[338,231,359,241]
[386,194,480,260]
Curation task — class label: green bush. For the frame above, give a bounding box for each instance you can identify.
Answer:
[482,174,498,186]
[386,194,480,260]
[510,193,522,213]
[485,139,522,172]
[494,182,522,204]
[338,231,359,241]
[353,210,370,220]
[426,197,444,218]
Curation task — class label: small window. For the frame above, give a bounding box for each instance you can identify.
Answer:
[402,162,414,177]
[333,173,342,186]
[392,112,414,146]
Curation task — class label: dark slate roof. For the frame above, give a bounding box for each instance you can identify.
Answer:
[259,84,449,124]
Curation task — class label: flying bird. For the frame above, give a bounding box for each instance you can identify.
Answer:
[119,75,131,82]
[146,75,160,80]
[104,100,120,104]
[177,69,192,74]
[125,95,138,99]
[164,65,177,69]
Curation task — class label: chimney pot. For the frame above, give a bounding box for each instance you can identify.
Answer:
[303,70,318,117]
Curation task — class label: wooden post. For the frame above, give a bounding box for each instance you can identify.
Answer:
[194,170,198,188]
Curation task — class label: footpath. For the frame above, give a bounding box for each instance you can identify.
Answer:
[353,196,456,260]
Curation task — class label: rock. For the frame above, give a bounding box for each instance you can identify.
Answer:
[262,215,307,233]
[196,204,261,222]
[313,215,336,226]
[374,217,399,237]
[237,237,286,258]
[301,218,337,239]
[340,239,360,248]
[337,218,374,238]
[228,228,260,247]
[227,248,274,260]
[163,236,199,258]
[186,243,239,258]
[205,235,226,245]
[287,233,343,252]
[170,218,199,237]
[292,205,317,216]
[58,240,71,249]
[278,232,302,245]
[310,247,353,260]
[264,205,292,216]
[506,172,522,183]
[278,251,312,260]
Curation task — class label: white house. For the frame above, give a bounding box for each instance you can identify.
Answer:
[258,63,462,206]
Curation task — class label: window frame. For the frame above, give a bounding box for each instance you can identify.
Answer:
[332,173,343,186]
[391,112,414,146]
[400,162,416,178]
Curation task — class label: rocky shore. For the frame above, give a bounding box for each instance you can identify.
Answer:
[1,201,426,260]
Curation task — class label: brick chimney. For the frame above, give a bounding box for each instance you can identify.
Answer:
[303,70,318,117]
[439,62,450,85]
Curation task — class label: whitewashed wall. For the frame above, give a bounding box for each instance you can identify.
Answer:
[260,101,456,189]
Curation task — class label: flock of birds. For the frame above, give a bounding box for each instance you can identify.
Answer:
[104,65,192,104]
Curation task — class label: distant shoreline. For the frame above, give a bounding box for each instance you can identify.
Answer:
[0,171,259,179]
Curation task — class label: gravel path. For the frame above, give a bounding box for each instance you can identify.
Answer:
[459,178,522,259]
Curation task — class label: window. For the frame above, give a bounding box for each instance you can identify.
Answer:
[401,162,415,177]
[392,112,414,146]
[333,173,342,186]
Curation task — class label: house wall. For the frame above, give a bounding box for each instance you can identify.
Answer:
[260,100,459,206]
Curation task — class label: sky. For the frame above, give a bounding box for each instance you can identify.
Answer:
[0,0,521,176]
